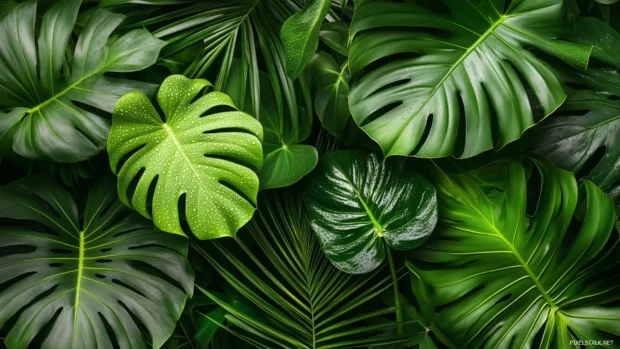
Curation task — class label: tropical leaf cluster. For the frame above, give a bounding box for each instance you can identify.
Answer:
[0,0,619,348]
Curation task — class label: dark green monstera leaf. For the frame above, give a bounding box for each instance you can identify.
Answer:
[408,157,620,348]
[0,176,194,349]
[348,0,592,159]
[530,18,620,215]
[0,0,165,163]
[108,75,264,240]
[303,150,437,274]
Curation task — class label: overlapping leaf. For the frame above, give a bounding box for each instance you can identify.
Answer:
[193,190,419,348]
[0,0,165,162]
[108,75,263,240]
[0,176,194,349]
[409,157,620,348]
[304,150,437,274]
[348,0,592,158]
[99,0,348,188]
[530,18,620,215]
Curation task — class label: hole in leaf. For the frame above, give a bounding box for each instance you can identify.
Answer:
[453,93,467,158]
[200,104,237,117]
[100,248,112,253]
[0,271,37,293]
[576,146,606,180]
[98,312,120,349]
[112,279,147,298]
[49,263,63,268]
[360,101,402,127]
[412,114,433,155]
[27,307,63,349]
[118,300,151,344]
[146,175,159,217]
[125,168,146,203]
[95,273,107,279]
[0,245,36,257]
[219,180,255,208]
[129,260,186,293]
[96,259,113,264]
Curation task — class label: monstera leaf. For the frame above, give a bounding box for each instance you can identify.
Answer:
[531,18,620,215]
[0,176,194,349]
[408,157,620,348]
[108,75,264,240]
[99,0,343,188]
[0,0,165,162]
[224,62,318,190]
[348,0,592,158]
[303,150,437,274]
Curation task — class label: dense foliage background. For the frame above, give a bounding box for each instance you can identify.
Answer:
[0,0,619,348]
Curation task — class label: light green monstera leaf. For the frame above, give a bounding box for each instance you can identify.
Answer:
[348,0,592,159]
[0,0,165,163]
[303,150,438,274]
[107,75,264,240]
[0,176,194,349]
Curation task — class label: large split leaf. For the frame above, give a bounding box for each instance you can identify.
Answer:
[192,190,420,348]
[281,0,332,79]
[224,61,318,190]
[530,18,620,215]
[408,157,620,348]
[0,176,194,349]
[348,0,592,158]
[0,0,165,163]
[98,1,348,188]
[303,150,437,274]
[108,75,264,240]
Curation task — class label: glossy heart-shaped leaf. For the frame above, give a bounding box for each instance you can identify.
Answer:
[0,0,165,162]
[303,150,437,274]
[107,75,264,240]
[0,176,194,349]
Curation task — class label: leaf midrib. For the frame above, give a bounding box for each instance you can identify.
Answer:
[71,230,85,348]
[440,169,558,310]
[162,123,209,192]
[385,15,506,154]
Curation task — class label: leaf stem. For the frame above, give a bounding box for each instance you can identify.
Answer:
[385,244,402,334]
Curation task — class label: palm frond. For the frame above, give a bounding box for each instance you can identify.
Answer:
[192,190,420,348]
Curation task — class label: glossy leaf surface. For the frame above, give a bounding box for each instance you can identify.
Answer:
[193,190,419,348]
[307,51,354,141]
[281,0,332,79]
[531,18,620,214]
[303,150,437,274]
[409,158,620,348]
[348,0,592,158]
[108,75,264,240]
[0,177,194,349]
[0,0,165,162]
